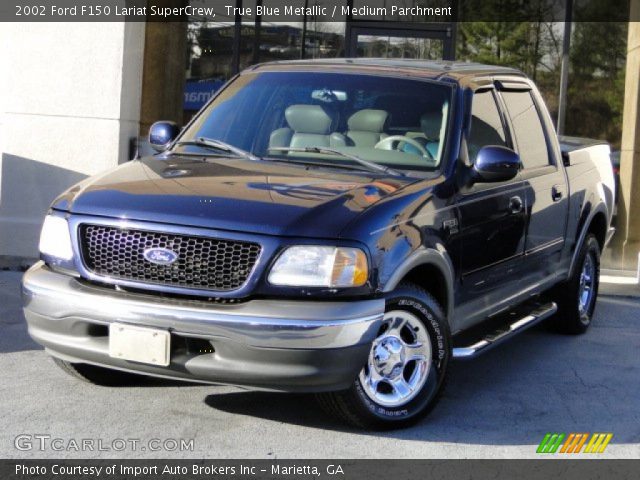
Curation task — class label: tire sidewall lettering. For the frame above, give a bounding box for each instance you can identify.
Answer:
[354,293,449,420]
[397,298,446,362]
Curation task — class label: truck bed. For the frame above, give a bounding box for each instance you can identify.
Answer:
[558,135,615,249]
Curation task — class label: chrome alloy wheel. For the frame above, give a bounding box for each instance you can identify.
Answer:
[578,253,596,317]
[359,310,432,408]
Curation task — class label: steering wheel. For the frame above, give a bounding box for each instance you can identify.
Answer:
[374,135,434,161]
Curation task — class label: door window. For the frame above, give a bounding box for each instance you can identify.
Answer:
[501,91,551,169]
[467,90,508,163]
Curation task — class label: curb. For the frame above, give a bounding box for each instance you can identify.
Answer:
[599,269,640,298]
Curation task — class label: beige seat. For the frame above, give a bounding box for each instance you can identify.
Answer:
[345,109,389,147]
[406,111,443,158]
[269,104,346,150]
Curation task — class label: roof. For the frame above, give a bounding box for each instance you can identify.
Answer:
[249,58,526,83]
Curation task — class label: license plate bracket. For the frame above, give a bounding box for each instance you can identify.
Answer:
[109,323,170,367]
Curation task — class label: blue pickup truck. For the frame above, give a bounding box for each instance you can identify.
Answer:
[22,59,615,429]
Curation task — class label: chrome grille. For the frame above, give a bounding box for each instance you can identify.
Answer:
[79,224,261,291]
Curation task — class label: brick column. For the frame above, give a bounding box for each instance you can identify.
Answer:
[611,14,640,270]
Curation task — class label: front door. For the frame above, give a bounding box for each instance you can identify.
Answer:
[453,89,528,329]
[346,22,455,60]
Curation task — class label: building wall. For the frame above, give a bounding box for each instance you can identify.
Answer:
[0,22,146,261]
[611,18,640,270]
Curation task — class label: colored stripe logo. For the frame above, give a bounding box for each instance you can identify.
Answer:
[537,433,612,454]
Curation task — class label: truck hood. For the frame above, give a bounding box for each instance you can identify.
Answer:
[54,156,414,238]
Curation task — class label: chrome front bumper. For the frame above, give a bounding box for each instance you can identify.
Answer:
[22,262,385,392]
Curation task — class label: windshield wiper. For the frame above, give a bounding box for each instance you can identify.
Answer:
[267,146,405,177]
[175,137,261,162]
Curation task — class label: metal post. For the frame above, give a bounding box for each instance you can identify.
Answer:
[557,0,573,134]
[344,0,354,57]
[446,0,458,61]
[253,0,262,64]
[300,0,308,59]
[444,23,457,60]
[231,0,242,74]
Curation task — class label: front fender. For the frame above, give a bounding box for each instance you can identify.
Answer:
[381,247,455,324]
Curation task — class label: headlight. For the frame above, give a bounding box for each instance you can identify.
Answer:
[268,246,368,287]
[39,215,73,260]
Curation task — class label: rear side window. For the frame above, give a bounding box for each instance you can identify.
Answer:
[501,91,551,169]
[468,90,508,163]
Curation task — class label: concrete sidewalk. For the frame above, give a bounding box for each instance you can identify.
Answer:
[1,270,639,459]
[599,268,640,297]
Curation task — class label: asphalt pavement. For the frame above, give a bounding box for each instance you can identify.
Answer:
[1,270,638,459]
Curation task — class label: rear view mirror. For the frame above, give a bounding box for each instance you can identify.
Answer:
[473,146,521,183]
[149,121,180,152]
[311,89,347,102]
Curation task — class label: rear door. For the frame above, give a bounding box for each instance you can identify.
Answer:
[497,82,569,282]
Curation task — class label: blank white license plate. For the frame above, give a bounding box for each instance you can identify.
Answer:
[109,323,170,366]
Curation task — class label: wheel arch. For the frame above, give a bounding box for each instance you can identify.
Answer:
[568,204,608,279]
[382,248,455,324]
[587,211,608,252]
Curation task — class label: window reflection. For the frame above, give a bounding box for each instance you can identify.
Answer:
[355,35,443,59]
[185,8,346,122]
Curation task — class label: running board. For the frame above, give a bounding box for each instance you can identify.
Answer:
[452,301,558,360]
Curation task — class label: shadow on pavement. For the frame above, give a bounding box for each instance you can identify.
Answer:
[0,323,43,353]
[0,270,42,353]
[204,392,354,432]
[202,297,640,445]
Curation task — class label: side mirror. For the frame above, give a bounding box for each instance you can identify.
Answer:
[149,121,180,152]
[473,145,521,183]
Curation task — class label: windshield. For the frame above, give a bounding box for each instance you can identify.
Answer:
[175,71,453,172]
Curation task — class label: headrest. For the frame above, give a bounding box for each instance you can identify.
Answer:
[347,109,389,133]
[420,111,443,140]
[285,105,336,135]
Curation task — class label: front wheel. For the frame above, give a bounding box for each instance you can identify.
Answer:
[317,283,450,429]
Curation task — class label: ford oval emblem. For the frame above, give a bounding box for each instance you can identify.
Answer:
[143,247,178,265]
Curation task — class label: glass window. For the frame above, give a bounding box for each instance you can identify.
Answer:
[300,22,346,59]
[468,90,507,163]
[184,4,346,124]
[355,35,443,59]
[176,72,453,172]
[184,21,239,122]
[501,91,551,169]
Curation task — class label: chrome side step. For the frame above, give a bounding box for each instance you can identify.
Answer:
[452,302,557,360]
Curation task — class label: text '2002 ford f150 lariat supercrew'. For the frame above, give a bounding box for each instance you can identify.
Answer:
[23,59,615,429]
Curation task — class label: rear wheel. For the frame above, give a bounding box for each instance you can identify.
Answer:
[52,357,146,386]
[317,282,450,429]
[550,234,601,334]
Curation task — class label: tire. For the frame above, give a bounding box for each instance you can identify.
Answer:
[550,234,601,334]
[52,357,146,386]
[317,282,451,429]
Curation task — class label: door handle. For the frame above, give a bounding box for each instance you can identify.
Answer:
[552,185,563,202]
[509,196,523,214]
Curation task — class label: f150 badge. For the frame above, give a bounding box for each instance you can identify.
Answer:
[443,218,459,234]
[143,247,179,265]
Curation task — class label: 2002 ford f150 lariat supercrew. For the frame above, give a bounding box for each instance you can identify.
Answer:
[23,59,615,429]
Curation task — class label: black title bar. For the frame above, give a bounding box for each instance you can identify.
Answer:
[0,0,636,22]
[3,459,640,480]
